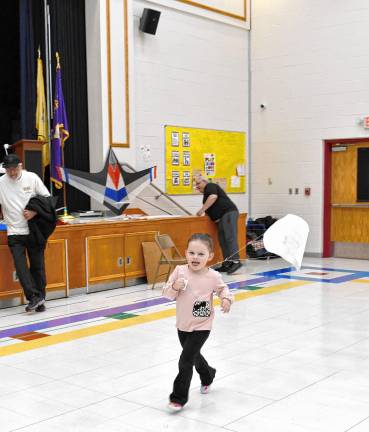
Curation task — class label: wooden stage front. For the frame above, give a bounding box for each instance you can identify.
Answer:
[0,213,246,307]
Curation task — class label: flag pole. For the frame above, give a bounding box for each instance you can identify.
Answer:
[44,0,53,194]
[50,50,71,217]
[36,46,49,179]
[55,52,68,214]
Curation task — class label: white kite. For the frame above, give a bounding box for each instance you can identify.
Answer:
[263,214,309,271]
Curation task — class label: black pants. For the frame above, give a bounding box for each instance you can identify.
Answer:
[217,210,240,261]
[170,330,216,406]
[8,235,46,302]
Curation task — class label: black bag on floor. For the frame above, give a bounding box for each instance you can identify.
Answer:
[247,216,279,259]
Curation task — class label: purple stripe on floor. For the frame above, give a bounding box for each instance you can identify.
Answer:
[0,279,261,339]
[0,297,170,339]
[228,276,272,287]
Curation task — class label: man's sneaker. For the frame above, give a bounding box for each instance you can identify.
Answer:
[25,297,45,312]
[216,261,232,272]
[35,304,46,313]
[227,261,242,274]
[200,384,211,394]
[168,401,183,412]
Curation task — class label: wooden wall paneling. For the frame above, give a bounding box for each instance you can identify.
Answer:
[124,231,158,279]
[54,226,87,291]
[331,208,369,243]
[86,234,125,289]
[0,214,247,305]
[0,245,23,299]
[45,239,68,296]
[176,0,247,21]
[331,145,357,203]
[331,143,369,245]
[106,0,130,147]
[157,219,192,256]
[331,143,369,204]
[153,213,246,265]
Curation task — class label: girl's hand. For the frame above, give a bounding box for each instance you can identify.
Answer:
[221,298,231,313]
[173,278,186,291]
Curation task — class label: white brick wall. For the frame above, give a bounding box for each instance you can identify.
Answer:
[251,0,369,253]
[86,0,249,215]
[133,0,249,216]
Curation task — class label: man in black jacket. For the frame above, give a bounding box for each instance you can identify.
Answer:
[195,174,242,274]
[0,154,56,312]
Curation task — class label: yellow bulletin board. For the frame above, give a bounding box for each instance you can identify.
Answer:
[165,125,246,195]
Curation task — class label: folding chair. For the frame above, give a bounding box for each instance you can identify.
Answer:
[151,234,187,289]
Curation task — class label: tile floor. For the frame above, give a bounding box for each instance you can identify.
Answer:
[0,257,369,431]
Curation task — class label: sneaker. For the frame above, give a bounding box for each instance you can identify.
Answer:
[200,384,211,394]
[226,261,242,274]
[168,401,183,412]
[35,304,46,313]
[25,297,45,312]
[216,261,232,272]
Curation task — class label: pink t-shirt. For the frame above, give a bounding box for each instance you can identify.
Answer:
[162,265,234,332]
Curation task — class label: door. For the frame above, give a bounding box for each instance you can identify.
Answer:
[124,231,158,281]
[329,141,369,258]
[45,239,68,298]
[86,234,125,292]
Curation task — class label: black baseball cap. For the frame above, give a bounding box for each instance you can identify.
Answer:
[3,154,21,168]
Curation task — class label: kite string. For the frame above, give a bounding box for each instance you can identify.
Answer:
[209,233,269,269]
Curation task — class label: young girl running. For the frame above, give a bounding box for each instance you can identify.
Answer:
[162,233,234,411]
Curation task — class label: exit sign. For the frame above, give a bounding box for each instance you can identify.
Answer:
[364,116,369,129]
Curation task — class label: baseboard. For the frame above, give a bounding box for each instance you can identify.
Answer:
[333,242,369,260]
[304,252,323,258]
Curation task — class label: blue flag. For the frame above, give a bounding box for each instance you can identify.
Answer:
[51,53,69,189]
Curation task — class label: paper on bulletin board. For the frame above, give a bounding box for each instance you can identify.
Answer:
[182,132,190,147]
[171,132,179,146]
[204,153,216,176]
[172,170,180,186]
[183,171,191,186]
[231,176,241,188]
[165,126,246,195]
[236,164,246,176]
[171,151,180,166]
[183,151,191,166]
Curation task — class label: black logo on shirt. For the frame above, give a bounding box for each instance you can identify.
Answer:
[192,301,211,317]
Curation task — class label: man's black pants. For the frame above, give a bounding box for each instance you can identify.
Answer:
[8,235,46,302]
[217,210,240,262]
[170,330,216,406]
